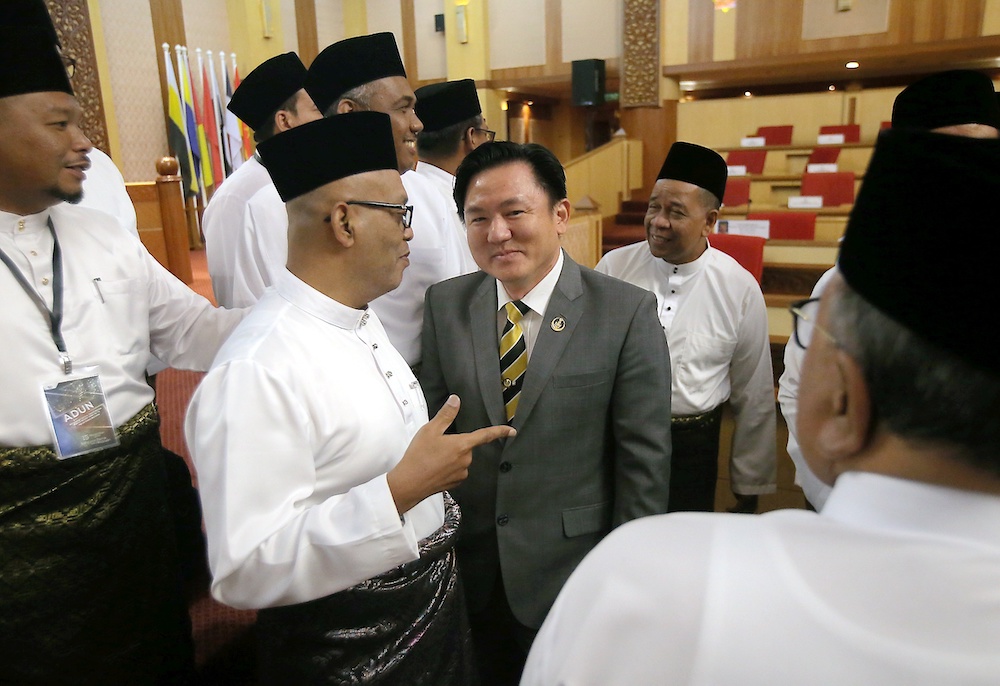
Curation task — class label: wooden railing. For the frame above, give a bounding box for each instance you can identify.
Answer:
[126,157,193,284]
[564,136,644,223]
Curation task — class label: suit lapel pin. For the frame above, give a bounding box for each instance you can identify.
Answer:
[550,316,566,332]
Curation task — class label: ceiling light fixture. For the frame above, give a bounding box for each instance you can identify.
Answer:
[846,61,860,69]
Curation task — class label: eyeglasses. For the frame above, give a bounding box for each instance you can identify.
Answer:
[346,200,413,229]
[789,297,840,350]
[475,128,497,142]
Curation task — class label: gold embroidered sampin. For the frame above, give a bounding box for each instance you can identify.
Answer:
[550,316,566,332]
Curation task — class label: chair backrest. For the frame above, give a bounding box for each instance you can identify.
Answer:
[722,176,751,207]
[747,211,817,240]
[725,149,767,174]
[880,120,892,130]
[755,125,793,145]
[709,233,765,284]
[807,147,841,165]
[800,171,856,206]
[819,124,860,143]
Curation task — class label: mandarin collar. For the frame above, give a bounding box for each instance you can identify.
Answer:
[823,471,1000,551]
[0,207,52,236]
[274,269,371,330]
[655,238,710,277]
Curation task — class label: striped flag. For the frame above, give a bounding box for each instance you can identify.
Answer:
[176,45,203,198]
[231,54,254,160]
[221,51,244,172]
[194,48,218,190]
[206,50,228,180]
[161,43,197,197]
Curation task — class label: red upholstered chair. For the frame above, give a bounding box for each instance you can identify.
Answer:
[726,149,767,174]
[722,176,751,208]
[819,124,861,142]
[800,171,856,206]
[755,125,793,145]
[747,211,817,240]
[710,233,765,284]
[880,120,892,130]
[807,147,841,165]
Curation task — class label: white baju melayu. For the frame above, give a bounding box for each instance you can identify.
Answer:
[778,265,839,510]
[596,239,776,494]
[184,269,443,610]
[225,170,473,366]
[414,161,475,260]
[522,471,1000,685]
[0,205,244,447]
[77,148,138,238]
[202,155,274,308]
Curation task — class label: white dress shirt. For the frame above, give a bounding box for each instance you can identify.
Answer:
[77,148,138,238]
[523,471,1000,685]
[596,240,776,494]
[202,155,275,308]
[185,269,443,610]
[0,205,244,447]
[778,265,839,510]
[494,250,565,361]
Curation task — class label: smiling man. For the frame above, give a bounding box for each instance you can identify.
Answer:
[0,24,243,684]
[419,141,672,685]
[597,142,776,514]
[186,112,514,684]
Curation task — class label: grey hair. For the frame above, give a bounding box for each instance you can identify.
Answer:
[827,281,1000,477]
[323,82,379,117]
[697,187,721,212]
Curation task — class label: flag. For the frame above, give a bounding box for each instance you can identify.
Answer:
[221,52,244,172]
[162,43,197,197]
[176,45,203,197]
[194,48,217,191]
[231,55,254,160]
[206,50,227,180]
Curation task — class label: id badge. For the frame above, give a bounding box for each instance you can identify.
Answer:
[42,366,120,459]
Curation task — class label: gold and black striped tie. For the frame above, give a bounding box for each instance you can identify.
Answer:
[500,300,529,422]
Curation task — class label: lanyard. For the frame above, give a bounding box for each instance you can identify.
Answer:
[0,217,71,374]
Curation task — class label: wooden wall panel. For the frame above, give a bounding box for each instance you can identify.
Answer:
[295,0,318,65]
[733,0,987,60]
[688,0,714,63]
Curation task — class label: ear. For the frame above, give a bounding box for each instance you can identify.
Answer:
[274,109,292,133]
[463,127,478,153]
[704,208,719,235]
[553,198,572,236]
[328,202,355,248]
[336,99,358,114]
[819,349,872,462]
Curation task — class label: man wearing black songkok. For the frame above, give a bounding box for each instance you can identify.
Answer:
[597,141,778,514]
[524,123,1000,686]
[0,18,244,686]
[186,113,514,685]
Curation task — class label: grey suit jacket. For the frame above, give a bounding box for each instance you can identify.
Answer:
[419,253,672,628]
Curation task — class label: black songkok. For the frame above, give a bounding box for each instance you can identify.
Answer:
[657,141,727,202]
[839,128,1000,375]
[257,111,398,202]
[305,33,407,114]
[891,70,1000,131]
[2,0,60,45]
[0,27,72,98]
[227,52,308,131]
[415,79,481,132]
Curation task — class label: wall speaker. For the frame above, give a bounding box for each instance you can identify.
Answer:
[572,59,605,107]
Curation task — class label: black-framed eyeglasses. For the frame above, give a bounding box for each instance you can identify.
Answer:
[475,127,497,142]
[346,200,413,229]
[789,297,840,350]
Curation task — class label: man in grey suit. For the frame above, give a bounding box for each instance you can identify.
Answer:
[420,142,672,685]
